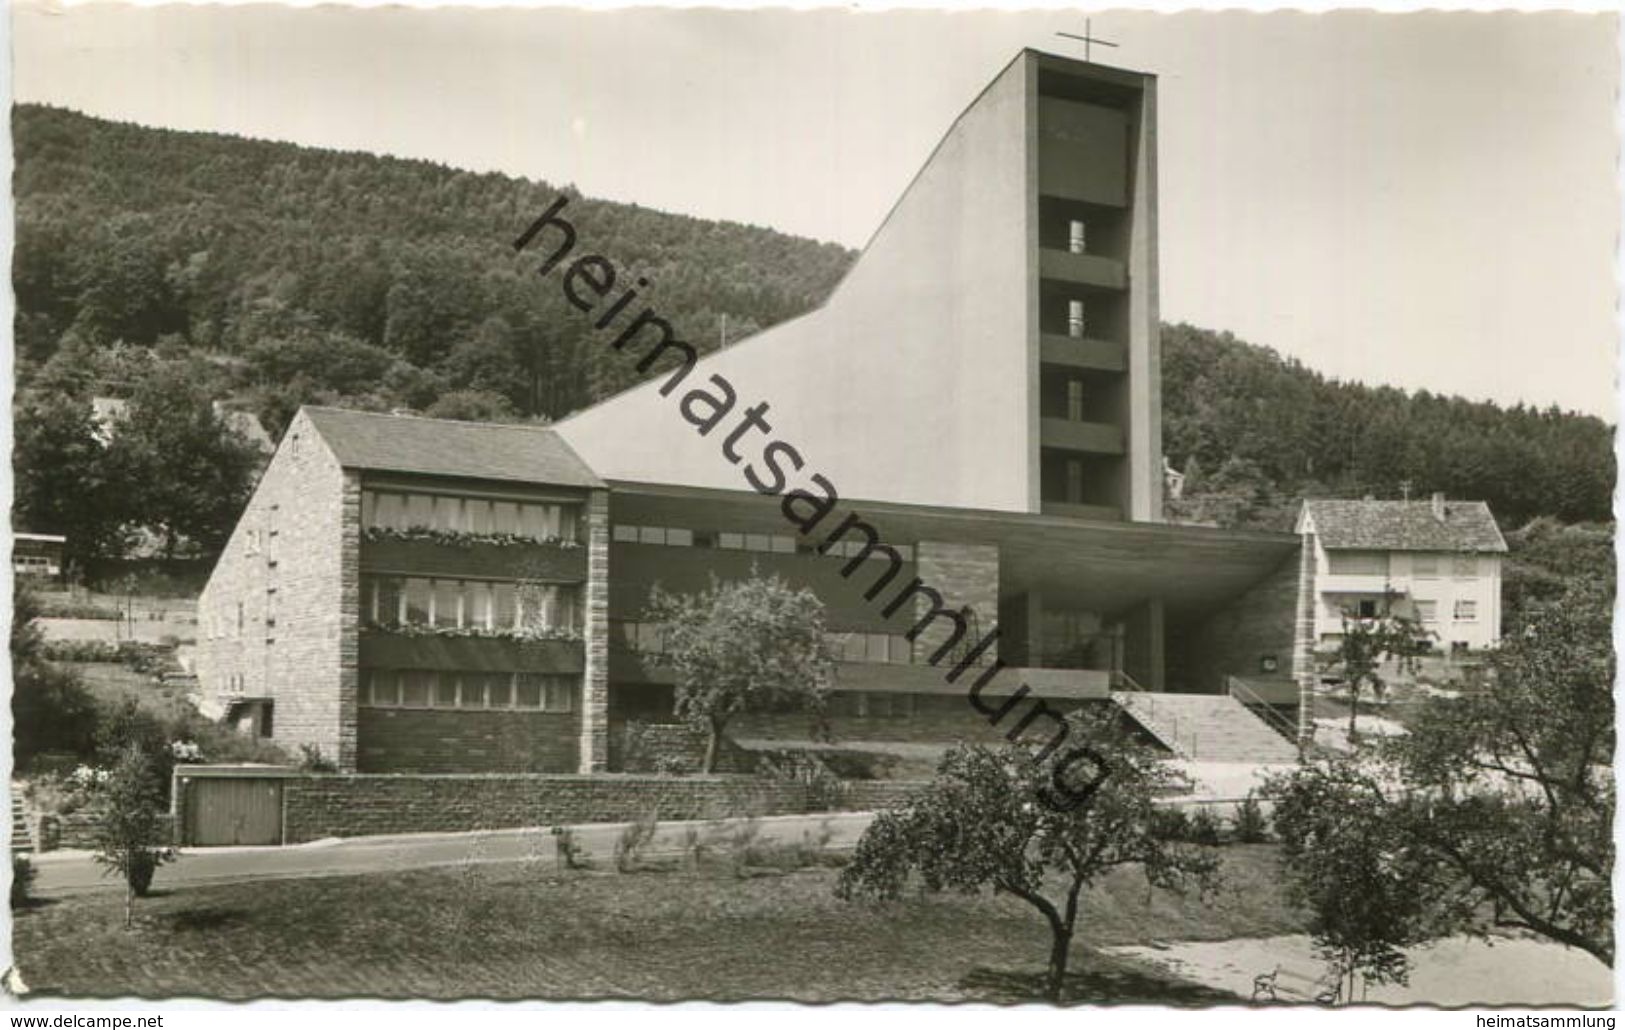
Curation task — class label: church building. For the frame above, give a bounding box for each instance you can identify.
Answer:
[195,50,1310,775]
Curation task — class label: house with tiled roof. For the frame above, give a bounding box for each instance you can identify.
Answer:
[1297,494,1508,651]
[194,407,607,770]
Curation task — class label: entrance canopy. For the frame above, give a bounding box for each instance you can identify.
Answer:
[609,481,1298,618]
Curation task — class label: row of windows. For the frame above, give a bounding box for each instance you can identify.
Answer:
[361,669,575,711]
[1326,552,1481,580]
[363,490,581,541]
[1336,599,1478,623]
[611,524,916,562]
[613,620,913,665]
[830,692,917,719]
[1412,554,1480,580]
[362,576,581,633]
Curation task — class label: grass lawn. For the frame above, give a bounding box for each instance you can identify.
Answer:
[14,845,1303,1003]
[67,662,196,724]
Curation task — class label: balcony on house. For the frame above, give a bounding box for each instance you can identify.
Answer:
[358,487,588,580]
[358,574,586,674]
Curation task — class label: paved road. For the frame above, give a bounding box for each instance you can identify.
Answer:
[28,811,877,896]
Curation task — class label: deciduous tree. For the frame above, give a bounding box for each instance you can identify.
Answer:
[1269,755,1451,999]
[837,712,1221,1002]
[1272,585,1614,971]
[1321,595,1431,741]
[92,742,178,928]
[111,366,261,558]
[645,572,834,773]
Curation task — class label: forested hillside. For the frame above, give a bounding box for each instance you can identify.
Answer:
[11,104,1614,571]
[13,103,852,428]
[1162,325,1613,529]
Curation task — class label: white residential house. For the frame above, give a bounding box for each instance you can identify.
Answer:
[1297,494,1507,653]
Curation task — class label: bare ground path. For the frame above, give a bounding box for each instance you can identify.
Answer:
[1106,933,1612,1007]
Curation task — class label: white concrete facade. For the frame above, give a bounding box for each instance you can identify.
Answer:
[1298,512,1503,652]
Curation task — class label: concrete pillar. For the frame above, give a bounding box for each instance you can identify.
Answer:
[578,488,611,772]
[1126,78,1162,523]
[1122,598,1166,691]
[1023,591,1045,667]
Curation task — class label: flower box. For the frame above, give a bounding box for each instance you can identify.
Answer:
[359,534,588,581]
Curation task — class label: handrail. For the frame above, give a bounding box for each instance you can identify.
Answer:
[1227,676,1300,743]
[1111,669,1147,693]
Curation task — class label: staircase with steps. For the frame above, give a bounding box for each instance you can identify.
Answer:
[1111,691,1300,763]
[10,790,33,855]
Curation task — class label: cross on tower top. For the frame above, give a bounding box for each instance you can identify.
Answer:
[1056,18,1119,63]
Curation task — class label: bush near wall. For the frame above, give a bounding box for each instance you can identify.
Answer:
[38,640,169,671]
[37,602,123,621]
[617,721,753,775]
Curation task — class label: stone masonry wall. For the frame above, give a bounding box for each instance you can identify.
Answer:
[278,773,924,844]
[734,694,1010,745]
[194,409,352,767]
[1180,550,1302,694]
[35,810,174,852]
[910,541,1000,663]
[357,708,579,773]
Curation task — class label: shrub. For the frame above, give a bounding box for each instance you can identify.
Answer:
[614,809,660,873]
[11,854,36,909]
[652,754,691,777]
[550,825,590,871]
[38,640,170,674]
[37,601,122,621]
[710,815,840,875]
[722,815,763,878]
[1152,805,1192,841]
[1187,806,1225,847]
[1232,791,1270,843]
[12,660,100,768]
[678,825,702,870]
[298,744,338,772]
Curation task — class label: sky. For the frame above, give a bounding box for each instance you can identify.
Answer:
[11,4,1620,418]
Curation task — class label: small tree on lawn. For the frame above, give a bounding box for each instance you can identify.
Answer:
[93,742,178,927]
[1322,593,1430,741]
[646,571,835,773]
[836,709,1221,1003]
[1269,755,1447,1001]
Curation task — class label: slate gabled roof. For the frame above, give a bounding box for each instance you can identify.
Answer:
[302,407,604,489]
[1302,499,1507,553]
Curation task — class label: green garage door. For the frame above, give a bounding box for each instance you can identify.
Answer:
[186,777,283,846]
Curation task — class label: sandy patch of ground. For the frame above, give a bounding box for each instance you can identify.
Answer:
[1313,715,1408,751]
[1107,933,1611,1007]
[1170,762,1294,801]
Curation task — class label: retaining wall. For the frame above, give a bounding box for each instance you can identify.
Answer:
[196,773,933,845]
